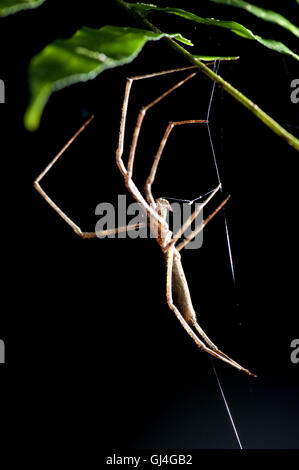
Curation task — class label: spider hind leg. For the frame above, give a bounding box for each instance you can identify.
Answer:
[166,247,256,377]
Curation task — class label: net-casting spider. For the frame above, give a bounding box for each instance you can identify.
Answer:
[34,65,256,377]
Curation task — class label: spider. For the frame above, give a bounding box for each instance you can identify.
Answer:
[34,64,256,377]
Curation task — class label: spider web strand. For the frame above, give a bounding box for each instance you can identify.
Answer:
[207,62,242,450]
[211,361,243,449]
[207,61,236,285]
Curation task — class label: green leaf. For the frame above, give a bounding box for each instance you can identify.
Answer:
[130,3,299,61]
[0,0,45,17]
[24,25,192,131]
[209,0,299,38]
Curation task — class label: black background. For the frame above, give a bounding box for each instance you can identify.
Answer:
[0,0,298,456]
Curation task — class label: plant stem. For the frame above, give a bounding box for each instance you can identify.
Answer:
[113,0,299,151]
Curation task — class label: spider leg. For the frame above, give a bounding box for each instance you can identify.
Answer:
[144,118,228,249]
[115,66,200,225]
[34,116,146,238]
[140,102,231,251]
[175,195,230,251]
[115,65,199,176]
[165,247,256,377]
[169,182,222,246]
[145,119,209,206]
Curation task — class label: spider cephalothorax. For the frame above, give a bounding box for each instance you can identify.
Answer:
[149,198,173,248]
[155,198,172,220]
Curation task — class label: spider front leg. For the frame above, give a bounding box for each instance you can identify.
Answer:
[34,116,145,238]
[115,65,199,177]
[175,194,231,251]
[115,66,200,223]
[143,118,229,250]
[34,116,98,238]
[145,119,209,206]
